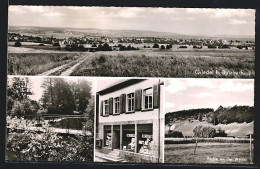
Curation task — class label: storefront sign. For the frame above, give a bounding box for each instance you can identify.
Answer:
[139,140,144,144]
[142,134,152,138]
[127,134,135,137]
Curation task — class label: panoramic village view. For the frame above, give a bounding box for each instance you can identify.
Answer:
[6,6,255,164]
[8,7,255,78]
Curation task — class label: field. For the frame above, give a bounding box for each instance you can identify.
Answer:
[71,49,255,78]
[8,48,255,78]
[8,53,83,75]
[164,142,253,164]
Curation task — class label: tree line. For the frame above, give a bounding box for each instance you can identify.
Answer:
[7,77,94,117]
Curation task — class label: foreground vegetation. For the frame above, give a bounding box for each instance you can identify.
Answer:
[6,117,93,162]
[164,143,253,164]
[8,53,82,75]
[71,50,255,78]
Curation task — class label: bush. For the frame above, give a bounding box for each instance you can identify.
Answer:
[165,131,183,138]
[208,45,217,49]
[153,43,159,48]
[179,45,187,48]
[78,45,85,51]
[193,125,216,138]
[53,43,60,47]
[166,44,172,49]
[161,45,165,50]
[14,41,22,47]
[213,129,227,137]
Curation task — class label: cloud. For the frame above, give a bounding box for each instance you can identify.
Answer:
[186,8,254,19]
[228,19,248,25]
[196,92,212,98]
[100,7,145,18]
[186,79,216,88]
[165,102,175,108]
[44,12,65,17]
[25,6,45,13]
[166,79,186,93]
[218,81,254,92]
[9,6,27,14]
[153,7,176,14]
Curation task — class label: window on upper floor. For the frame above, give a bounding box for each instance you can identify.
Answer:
[143,88,153,110]
[114,97,120,114]
[127,93,135,112]
[104,100,109,115]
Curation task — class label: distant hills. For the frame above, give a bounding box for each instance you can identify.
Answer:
[8,26,254,40]
[165,105,254,125]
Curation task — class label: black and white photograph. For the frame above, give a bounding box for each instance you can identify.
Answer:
[8,6,255,78]
[6,76,95,162]
[95,78,165,163]
[164,78,254,164]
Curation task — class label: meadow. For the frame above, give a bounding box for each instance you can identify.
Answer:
[164,142,253,164]
[8,53,82,75]
[71,49,255,78]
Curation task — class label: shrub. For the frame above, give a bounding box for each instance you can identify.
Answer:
[78,45,85,51]
[165,131,183,138]
[53,43,60,47]
[179,45,187,48]
[161,45,165,50]
[208,45,217,49]
[153,43,159,48]
[193,125,216,138]
[166,44,172,49]
[14,41,22,47]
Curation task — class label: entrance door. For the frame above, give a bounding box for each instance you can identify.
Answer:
[113,125,120,149]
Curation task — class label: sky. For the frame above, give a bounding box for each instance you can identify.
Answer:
[165,78,254,113]
[8,6,255,36]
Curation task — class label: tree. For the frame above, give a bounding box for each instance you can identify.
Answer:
[71,79,92,114]
[153,43,159,48]
[119,45,126,51]
[78,45,85,51]
[14,41,22,47]
[166,44,172,49]
[161,45,165,50]
[198,113,202,121]
[127,45,132,50]
[193,125,216,138]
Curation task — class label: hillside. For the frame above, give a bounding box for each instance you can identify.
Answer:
[165,105,254,126]
[165,108,213,124]
[8,26,254,40]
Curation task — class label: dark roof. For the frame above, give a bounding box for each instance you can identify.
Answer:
[97,79,146,95]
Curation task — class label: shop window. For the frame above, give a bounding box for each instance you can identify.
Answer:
[122,124,135,152]
[137,124,153,155]
[104,100,109,116]
[114,97,120,114]
[143,88,153,110]
[127,93,135,112]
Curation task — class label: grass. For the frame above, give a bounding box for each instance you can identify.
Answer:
[164,143,253,164]
[71,50,255,78]
[8,53,82,75]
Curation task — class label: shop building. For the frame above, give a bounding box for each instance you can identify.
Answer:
[95,79,164,163]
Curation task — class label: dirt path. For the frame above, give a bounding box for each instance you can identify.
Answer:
[59,55,89,76]
[38,54,89,76]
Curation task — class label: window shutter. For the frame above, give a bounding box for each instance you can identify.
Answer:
[135,89,142,111]
[109,97,113,115]
[153,84,160,108]
[119,94,126,114]
[100,100,103,116]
